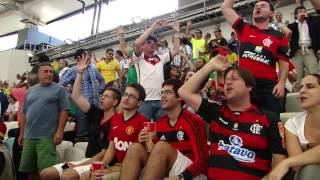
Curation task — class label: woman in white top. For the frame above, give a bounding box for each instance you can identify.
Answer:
[263,74,320,180]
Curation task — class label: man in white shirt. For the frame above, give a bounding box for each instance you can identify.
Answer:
[58,59,70,80]
[133,19,180,121]
[288,5,320,91]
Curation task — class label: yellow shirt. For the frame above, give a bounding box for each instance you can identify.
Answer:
[96,59,120,83]
[3,87,11,95]
[191,38,206,59]
[227,52,238,64]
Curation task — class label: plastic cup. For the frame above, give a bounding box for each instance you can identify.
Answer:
[91,161,103,172]
[144,122,156,152]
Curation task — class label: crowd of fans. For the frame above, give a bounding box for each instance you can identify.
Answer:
[1,0,320,180]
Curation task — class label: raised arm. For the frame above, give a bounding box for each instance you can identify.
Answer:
[178,55,230,111]
[221,0,240,25]
[116,26,129,57]
[311,0,320,12]
[134,19,168,56]
[71,53,91,113]
[170,18,181,57]
[185,19,193,40]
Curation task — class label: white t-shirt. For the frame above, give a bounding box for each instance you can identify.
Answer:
[133,52,170,101]
[6,102,19,113]
[285,112,310,150]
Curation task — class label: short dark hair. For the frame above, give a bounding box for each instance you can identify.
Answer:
[116,50,124,57]
[256,0,274,11]
[162,79,183,97]
[224,66,256,99]
[127,83,146,101]
[308,74,320,84]
[106,48,114,53]
[195,29,202,34]
[103,87,121,107]
[38,54,50,63]
[146,36,158,43]
[74,49,90,59]
[294,5,307,19]
[38,62,53,69]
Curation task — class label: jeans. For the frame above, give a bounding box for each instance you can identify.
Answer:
[138,100,165,121]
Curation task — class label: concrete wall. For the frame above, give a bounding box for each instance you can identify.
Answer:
[0,49,32,85]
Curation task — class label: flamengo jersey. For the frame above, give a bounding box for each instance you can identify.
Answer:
[197,99,286,180]
[108,112,147,163]
[233,18,289,82]
[156,110,208,179]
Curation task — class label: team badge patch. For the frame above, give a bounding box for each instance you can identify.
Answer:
[125,126,135,135]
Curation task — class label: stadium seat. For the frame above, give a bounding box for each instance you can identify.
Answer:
[74,142,88,153]
[56,140,73,158]
[286,93,303,112]
[280,112,301,124]
[63,147,85,162]
[56,148,63,163]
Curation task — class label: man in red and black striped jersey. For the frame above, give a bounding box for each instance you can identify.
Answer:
[222,0,290,119]
[179,55,286,180]
[120,79,208,180]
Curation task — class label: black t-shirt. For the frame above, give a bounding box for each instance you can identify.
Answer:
[85,105,112,158]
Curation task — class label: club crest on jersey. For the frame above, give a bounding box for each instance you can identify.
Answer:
[218,135,256,163]
[160,135,166,141]
[125,126,135,135]
[250,124,263,135]
[262,37,273,47]
[177,131,185,141]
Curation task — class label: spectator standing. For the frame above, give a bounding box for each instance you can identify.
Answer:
[96,48,121,85]
[132,19,180,121]
[186,19,206,61]
[287,5,320,91]
[222,0,290,118]
[0,122,15,179]
[59,49,105,138]
[58,59,70,80]
[18,63,69,180]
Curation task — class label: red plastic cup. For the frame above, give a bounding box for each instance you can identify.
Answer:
[91,161,103,172]
[144,122,156,132]
[144,122,156,152]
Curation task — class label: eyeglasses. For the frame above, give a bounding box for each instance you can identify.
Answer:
[100,93,114,99]
[123,92,139,100]
[41,70,53,74]
[160,90,175,96]
[108,53,114,56]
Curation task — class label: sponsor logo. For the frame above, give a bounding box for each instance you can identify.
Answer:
[250,124,263,135]
[218,135,256,163]
[249,35,256,38]
[254,46,263,53]
[177,131,185,141]
[219,117,229,125]
[114,137,132,151]
[263,37,273,47]
[242,51,269,65]
[125,126,135,135]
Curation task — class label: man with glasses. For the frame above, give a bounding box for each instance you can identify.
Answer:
[179,55,286,180]
[120,79,208,180]
[133,19,180,121]
[18,62,69,180]
[41,52,147,180]
[96,48,121,85]
[59,49,105,139]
